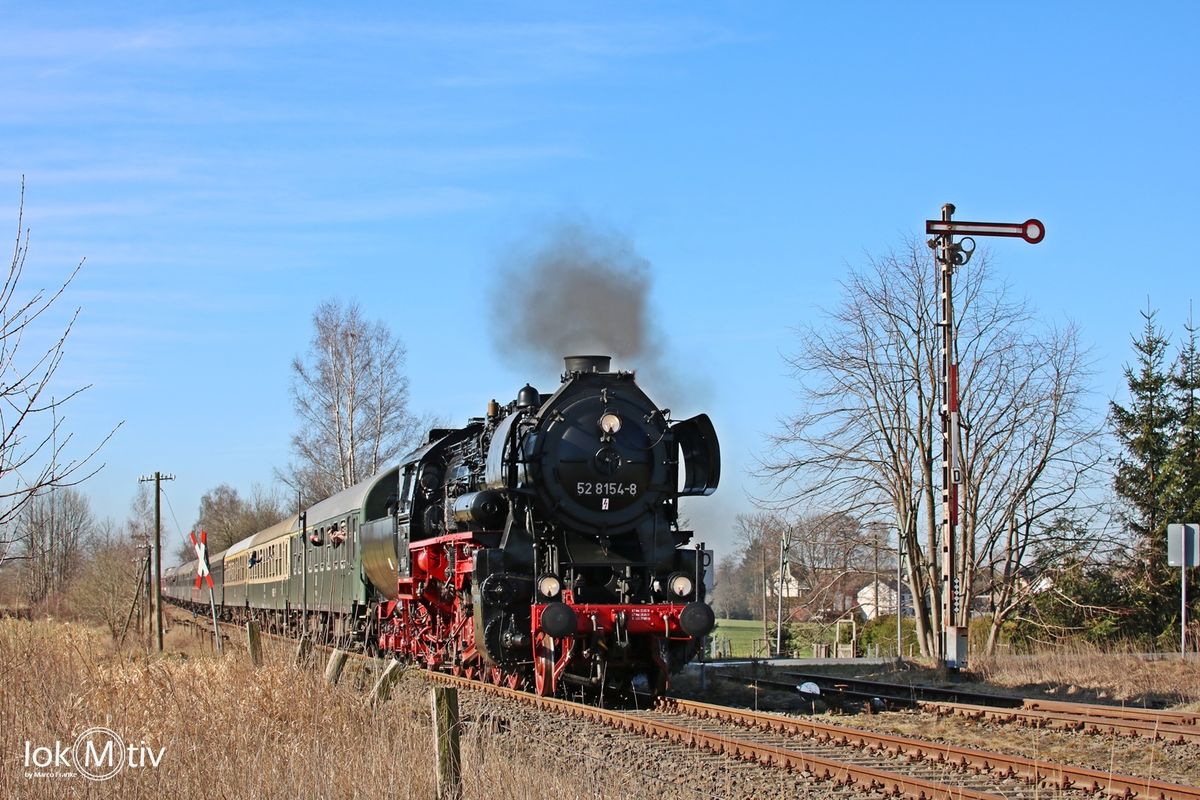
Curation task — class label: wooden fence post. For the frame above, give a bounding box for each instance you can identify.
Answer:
[324,648,349,685]
[294,635,312,666]
[246,620,263,667]
[431,686,462,800]
[369,659,405,707]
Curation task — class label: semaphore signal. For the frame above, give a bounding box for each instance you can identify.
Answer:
[925,217,1045,244]
[925,204,1044,673]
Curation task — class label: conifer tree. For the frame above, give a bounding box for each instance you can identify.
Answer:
[1110,307,1178,639]
[1165,313,1200,523]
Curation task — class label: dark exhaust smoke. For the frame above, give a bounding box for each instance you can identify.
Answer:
[490,221,663,375]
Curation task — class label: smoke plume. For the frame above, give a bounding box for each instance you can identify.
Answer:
[490,221,664,374]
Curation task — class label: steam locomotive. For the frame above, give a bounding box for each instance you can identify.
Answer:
[165,355,719,697]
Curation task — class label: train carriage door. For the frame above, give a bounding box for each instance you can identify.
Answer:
[293,533,301,609]
[351,517,364,604]
[336,518,348,620]
[315,531,323,611]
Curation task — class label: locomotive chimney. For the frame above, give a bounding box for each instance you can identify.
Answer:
[563,355,612,374]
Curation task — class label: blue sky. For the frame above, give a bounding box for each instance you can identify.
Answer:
[2,2,1197,561]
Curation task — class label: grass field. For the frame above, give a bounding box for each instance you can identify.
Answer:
[709,618,769,658]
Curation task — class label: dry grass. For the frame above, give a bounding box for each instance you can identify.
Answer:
[0,618,606,800]
[970,644,1200,708]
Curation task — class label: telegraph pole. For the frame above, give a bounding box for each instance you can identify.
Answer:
[775,531,790,657]
[142,541,151,647]
[139,471,175,652]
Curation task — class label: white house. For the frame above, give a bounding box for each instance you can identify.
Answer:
[766,566,806,599]
[855,579,913,620]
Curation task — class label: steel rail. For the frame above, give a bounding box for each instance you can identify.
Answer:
[761,673,1200,742]
[662,697,1200,800]
[1023,698,1198,726]
[423,671,1007,800]
[916,699,1200,744]
[784,671,1199,728]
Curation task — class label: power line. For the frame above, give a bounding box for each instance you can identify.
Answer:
[159,486,192,553]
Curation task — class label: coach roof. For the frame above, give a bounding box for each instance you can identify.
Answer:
[303,465,399,527]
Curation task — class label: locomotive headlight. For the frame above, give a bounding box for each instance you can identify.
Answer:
[668,573,694,598]
[599,412,622,435]
[537,574,562,599]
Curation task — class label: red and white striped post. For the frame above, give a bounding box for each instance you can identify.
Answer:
[925,206,1044,671]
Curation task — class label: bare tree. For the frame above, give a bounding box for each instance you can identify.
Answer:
[716,511,882,624]
[762,240,1105,656]
[17,487,93,606]
[712,512,785,621]
[124,483,155,548]
[179,482,286,560]
[281,300,423,502]
[66,522,140,640]
[0,181,119,568]
[787,512,886,619]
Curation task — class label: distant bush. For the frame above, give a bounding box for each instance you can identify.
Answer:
[860,614,920,656]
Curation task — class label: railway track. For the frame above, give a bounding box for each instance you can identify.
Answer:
[764,672,1200,744]
[175,611,1199,800]
[659,697,1200,800]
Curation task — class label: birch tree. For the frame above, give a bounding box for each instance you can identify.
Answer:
[283,300,422,502]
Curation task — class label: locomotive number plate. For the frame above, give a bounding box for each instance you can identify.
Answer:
[576,481,639,497]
